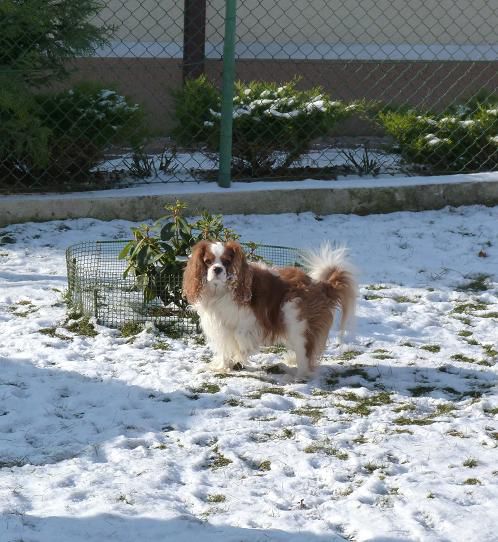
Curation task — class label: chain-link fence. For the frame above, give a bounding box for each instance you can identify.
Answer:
[1,0,497,194]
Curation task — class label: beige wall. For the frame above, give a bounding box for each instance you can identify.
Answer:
[76,1,497,136]
[98,0,496,47]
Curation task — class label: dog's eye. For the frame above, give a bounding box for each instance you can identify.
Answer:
[204,258,212,266]
[221,258,231,267]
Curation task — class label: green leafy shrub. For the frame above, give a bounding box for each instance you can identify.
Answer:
[119,201,240,306]
[172,77,355,176]
[377,97,498,172]
[36,83,145,182]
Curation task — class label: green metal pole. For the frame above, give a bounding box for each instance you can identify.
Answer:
[218,0,237,188]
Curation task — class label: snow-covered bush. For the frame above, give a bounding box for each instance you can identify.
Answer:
[37,83,145,182]
[378,98,498,172]
[173,77,354,176]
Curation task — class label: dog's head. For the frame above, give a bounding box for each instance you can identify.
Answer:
[182,240,252,303]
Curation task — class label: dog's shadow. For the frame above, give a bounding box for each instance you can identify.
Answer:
[215,356,497,402]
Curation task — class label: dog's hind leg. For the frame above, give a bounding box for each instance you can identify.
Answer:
[282,300,311,379]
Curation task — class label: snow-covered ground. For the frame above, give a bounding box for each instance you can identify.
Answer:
[98,146,400,186]
[0,205,497,542]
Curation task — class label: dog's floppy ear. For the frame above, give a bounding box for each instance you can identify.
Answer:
[225,241,252,303]
[183,240,209,303]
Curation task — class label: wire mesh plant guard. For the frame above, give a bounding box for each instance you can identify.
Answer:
[66,240,301,334]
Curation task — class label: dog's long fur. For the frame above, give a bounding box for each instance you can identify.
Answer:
[183,241,356,378]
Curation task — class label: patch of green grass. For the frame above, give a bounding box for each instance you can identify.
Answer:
[366,284,388,291]
[152,341,171,351]
[372,352,395,360]
[442,386,459,395]
[364,462,384,473]
[484,406,498,415]
[465,338,480,346]
[336,391,392,417]
[451,354,477,363]
[408,386,435,397]
[193,383,221,394]
[463,478,481,486]
[337,391,361,401]
[463,458,478,468]
[64,316,98,338]
[458,274,491,292]
[364,293,384,301]
[265,364,286,374]
[0,233,16,245]
[452,302,488,315]
[426,492,435,499]
[352,435,368,444]
[258,460,271,471]
[455,316,472,325]
[120,322,143,337]
[326,366,373,387]
[38,327,73,341]
[337,350,362,361]
[394,416,435,426]
[435,403,456,415]
[337,402,371,416]
[421,344,441,353]
[393,403,416,413]
[311,388,332,397]
[206,494,226,503]
[208,447,232,470]
[291,406,325,423]
[192,334,205,345]
[341,366,372,379]
[482,344,498,358]
[263,344,287,354]
[248,386,285,399]
[249,415,277,422]
[9,300,38,318]
[392,295,415,303]
[304,441,349,460]
[156,323,183,339]
[479,312,498,319]
[458,330,473,338]
[401,341,415,347]
[224,398,244,407]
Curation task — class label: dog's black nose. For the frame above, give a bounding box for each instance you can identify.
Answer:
[213,266,223,275]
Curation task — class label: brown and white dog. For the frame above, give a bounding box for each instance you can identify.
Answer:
[182,240,356,378]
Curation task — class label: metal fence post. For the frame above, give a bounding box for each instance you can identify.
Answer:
[218,0,237,188]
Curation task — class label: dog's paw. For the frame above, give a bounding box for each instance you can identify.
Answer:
[282,351,297,367]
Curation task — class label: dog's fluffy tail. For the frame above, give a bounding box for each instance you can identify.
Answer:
[301,243,357,336]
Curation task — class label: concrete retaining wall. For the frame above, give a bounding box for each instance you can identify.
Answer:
[1,175,498,227]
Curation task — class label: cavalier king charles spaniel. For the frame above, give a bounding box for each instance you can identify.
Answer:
[182,240,356,378]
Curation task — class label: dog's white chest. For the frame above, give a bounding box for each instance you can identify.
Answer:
[197,293,256,331]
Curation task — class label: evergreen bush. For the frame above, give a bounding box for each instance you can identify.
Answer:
[377,97,498,173]
[37,84,144,182]
[173,77,355,176]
